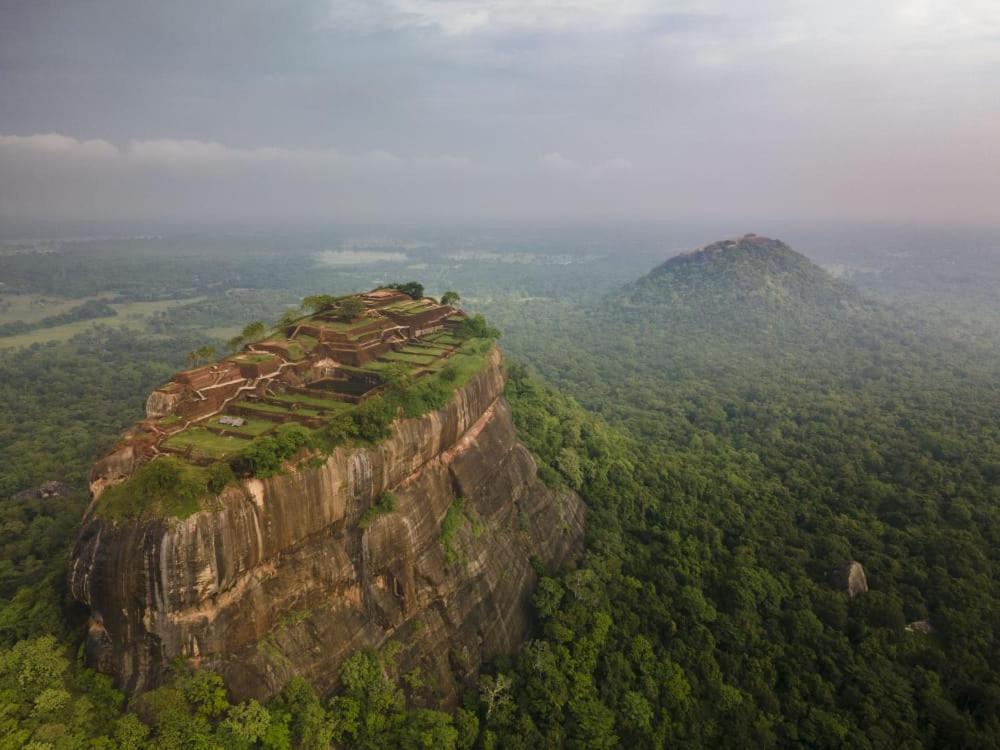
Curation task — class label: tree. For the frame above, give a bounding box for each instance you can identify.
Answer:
[567,674,618,749]
[351,396,395,442]
[457,314,500,340]
[112,714,150,749]
[453,708,479,750]
[394,709,459,749]
[302,294,337,312]
[182,670,229,720]
[241,321,266,343]
[206,463,235,494]
[441,291,460,306]
[533,578,565,619]
[237,424,312,478]
[382,363,413,395]
[218,700,271,748]
[331,650,404,749]
[275,308,305,329]
[389,282,425,300]
[186,345,217,368]
[268,677,332,750]
[478,674,514,725]
[338,297,366,321]
[0,635,68,704]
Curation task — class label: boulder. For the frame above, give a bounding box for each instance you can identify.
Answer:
[832,560,868,597]
[13,480,72,501]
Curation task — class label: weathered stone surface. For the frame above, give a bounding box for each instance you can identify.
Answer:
[831,560,869,598]
[69,349,585,702]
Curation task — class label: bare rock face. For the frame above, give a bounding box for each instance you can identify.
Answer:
[832,560,869,598]
[69,349,585,702]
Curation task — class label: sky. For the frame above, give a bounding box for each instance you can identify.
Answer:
[1,0,998,229]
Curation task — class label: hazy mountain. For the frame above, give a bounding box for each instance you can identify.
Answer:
[622,234,864,321]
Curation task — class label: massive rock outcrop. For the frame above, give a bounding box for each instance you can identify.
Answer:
[69,348,584,702]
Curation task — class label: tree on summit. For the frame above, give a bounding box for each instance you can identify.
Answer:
[389,281,424,300]
[302,294,337,313]
[185,345,216,368]
[275,307,305,329]
[241,321,266,342]
[337,297,366,321]
[225,320,266,352]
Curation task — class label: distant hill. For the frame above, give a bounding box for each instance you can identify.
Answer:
[621,234,863,320]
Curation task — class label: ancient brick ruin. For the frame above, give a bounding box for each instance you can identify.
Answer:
[98,289,466,474]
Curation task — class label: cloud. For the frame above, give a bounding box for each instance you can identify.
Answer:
[320,0,1000,56]
[0,133,118,159]
[0,2,998,228]
[324,0,657,35]
[128,139,275,166]
[1,124,997,228]
[0,133,469,173]
[0,131,483,224]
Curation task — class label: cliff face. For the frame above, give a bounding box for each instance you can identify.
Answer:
[69,349,585,702]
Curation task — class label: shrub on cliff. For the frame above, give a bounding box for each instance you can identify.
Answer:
[398,375,451,418]
[358,491,398,530]
[233,424,312,478]
[456,314,500,340]
[351,396,395,443]
[439,498,482,565]
[206,462,235,494]
[381,363,414,396]
[313,413,358,453]
[98,457,208,518]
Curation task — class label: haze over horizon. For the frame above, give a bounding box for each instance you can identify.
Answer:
[2,0,999,229]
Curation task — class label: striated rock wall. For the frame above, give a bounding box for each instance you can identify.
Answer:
[69,349,585,702]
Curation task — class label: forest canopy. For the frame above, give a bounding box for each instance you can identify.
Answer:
[0,240,998,748]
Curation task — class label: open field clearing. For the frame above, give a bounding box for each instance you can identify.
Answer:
[0,293,111,325]
[0,297,204,348]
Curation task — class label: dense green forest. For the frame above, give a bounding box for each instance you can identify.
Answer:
[481,238,1000,748]
[1,235,998,747]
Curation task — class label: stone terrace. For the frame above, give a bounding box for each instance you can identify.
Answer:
[130,289,466,464]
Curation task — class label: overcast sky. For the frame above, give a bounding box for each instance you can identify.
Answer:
[1,0,998,229]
